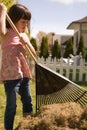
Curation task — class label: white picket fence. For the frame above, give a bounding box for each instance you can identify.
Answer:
[37,56,87,82]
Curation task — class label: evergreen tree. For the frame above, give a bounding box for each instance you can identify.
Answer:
[77,35,85,58]
[52,39,61,59]
[39,37,49,59]
[30,37,37,51]
[63,38,73,58]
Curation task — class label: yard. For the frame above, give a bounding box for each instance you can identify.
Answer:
[0,80,87,130]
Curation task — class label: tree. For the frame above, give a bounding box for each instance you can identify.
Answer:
[77,35,85,58]
[30,37,37,51]
[52,39,61,59]
[0,0,15,9]
[63,38,73,58]
[39,36,49,59]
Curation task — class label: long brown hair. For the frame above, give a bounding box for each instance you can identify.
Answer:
[6,4,31,29]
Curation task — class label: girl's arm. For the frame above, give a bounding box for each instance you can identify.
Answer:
[0,3,7,36]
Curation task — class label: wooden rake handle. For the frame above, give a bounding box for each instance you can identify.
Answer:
[6,14,37,64]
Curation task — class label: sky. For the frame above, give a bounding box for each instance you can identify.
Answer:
[19,0,87,37]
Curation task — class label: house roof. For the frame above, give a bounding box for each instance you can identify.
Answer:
[67,16,87,30]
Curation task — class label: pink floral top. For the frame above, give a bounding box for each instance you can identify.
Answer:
[0,29,31,81]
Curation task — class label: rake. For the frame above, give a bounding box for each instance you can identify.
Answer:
[6,14,87,111]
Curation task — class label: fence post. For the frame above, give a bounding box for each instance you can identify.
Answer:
[66,58,70,79]
[85,65,87,81]
[79,58,83,81]
[60,58,63,75]
[72,57,76,81]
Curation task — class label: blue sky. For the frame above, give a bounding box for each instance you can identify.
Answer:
[19,0,87,37]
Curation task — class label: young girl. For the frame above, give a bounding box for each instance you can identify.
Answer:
[0,3,36,130]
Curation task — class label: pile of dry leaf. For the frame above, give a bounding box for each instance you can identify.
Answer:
[17,102,87,130]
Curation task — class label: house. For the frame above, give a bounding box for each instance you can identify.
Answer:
[67,16,87,55]
[36,31,73,56]
[53,34,72,45]
[53,34,72,56]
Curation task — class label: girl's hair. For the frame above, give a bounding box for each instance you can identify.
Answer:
[6,4,31,29]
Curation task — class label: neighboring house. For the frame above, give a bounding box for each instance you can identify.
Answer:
[53,34,72,56]
[36,31,73,56]
[67,16,87,55]
[53,34,72,45]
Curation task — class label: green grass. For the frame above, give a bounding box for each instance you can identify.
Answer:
[77,82,87,89]
[0,80,87,130]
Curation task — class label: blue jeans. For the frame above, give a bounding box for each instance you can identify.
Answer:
[4,78,33,130]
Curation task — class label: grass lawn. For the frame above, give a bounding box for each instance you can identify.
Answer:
[0,80,87,130]
[76,82,87,89]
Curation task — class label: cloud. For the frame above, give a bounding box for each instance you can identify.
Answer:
[50,0,87,5]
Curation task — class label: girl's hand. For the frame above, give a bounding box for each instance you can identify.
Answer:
[0,3,7,13]
[20,36,27,46]
[20,35,37,58]
[0,3,7,35]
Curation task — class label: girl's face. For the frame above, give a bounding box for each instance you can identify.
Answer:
[15,19,29,32]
